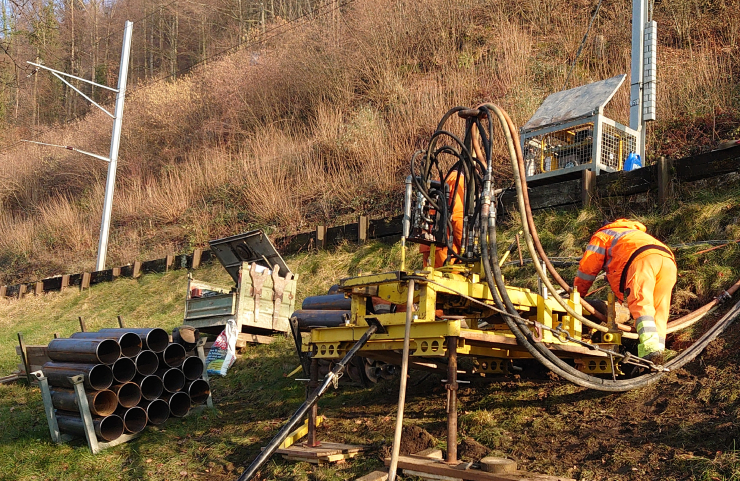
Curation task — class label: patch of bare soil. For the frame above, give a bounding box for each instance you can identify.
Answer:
[458,437,490,462]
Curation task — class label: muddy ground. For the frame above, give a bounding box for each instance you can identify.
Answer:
[207,309,740,481]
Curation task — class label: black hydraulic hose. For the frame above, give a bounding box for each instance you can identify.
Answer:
[485,103,740,390]
[236,323,379,481]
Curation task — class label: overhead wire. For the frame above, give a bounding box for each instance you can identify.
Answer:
[0,0,355,157]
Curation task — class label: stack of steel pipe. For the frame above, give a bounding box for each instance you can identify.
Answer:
[43,327,211,443]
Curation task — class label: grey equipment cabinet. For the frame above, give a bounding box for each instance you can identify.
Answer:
[183,230,298,344]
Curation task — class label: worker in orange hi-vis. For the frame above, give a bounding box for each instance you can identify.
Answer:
[419,170,466,268]
[573,219,677,361]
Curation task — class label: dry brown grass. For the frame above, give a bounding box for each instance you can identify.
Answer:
[0,0,737,283]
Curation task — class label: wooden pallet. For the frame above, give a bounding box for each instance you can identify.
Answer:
[275,442,367,465]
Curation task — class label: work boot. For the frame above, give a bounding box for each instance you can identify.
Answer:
[642,350,664,365]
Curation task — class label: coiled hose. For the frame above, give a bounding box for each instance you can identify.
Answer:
[424,103,740,391]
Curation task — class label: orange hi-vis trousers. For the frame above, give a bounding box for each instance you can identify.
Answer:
[623,252,677,356]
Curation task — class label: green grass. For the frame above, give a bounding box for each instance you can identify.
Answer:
[1,179,740,480]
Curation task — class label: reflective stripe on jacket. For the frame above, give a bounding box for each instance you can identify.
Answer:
[573,219,675,301]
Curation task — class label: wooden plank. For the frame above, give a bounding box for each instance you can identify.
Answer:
[133,261,142,278]
[236,333,275,345]
[673,145,740,182]
[326,222,360,246]
[595,164,656,197]
[166,254,174,272]
[415,448,444,460]
[277,416,325,449]
[17,333,32,385]
[42,276,63,292]
[141,258,167,274]
[34,281,43,296]
[404,468,463,481]
[190,249,202,269]
[657,156,672,206]
[369,215,404,239]
[358,216,369,243]
[81,272,91,290]
[0,285,5,297]
[384,456,575,481]
[278,232,315,255]
[61,275,70,290]
[316,225,327,250]
[355,470,388,481]
[499,178,581,214]
[581,169,595,207]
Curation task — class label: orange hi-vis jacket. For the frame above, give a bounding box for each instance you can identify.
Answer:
[574,219,675,301]
[420,171,466,268]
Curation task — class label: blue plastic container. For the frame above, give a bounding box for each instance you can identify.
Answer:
[623,153,642,171]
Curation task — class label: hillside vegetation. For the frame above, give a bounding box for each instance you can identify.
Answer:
[0,0,739,285]
[0,178,739,479]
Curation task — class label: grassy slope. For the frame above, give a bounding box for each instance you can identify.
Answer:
[1,177,740,480]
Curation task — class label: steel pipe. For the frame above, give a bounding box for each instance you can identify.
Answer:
[157,343,186,368]
[111,357,136,383]
[185,379,210,405]
[301,294,351,311]
[55,411,124,442]
[47,338,121,365]
[292,310,350,331]
[139,399,170,425]
[134,350,159,376]
[70,331,142,357]
[157,367,185,393]
[50,388,117,417]
[110,382,142,408]
[115,406,148,433]
[163,391,191,418]
[43,362,113,391]
[99,328,169,353]
[135,374,164,400]
[182,356,204,381]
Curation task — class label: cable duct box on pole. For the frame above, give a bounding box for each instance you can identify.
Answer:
[520,75,639,181]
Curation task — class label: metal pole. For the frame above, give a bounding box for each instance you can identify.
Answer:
[629,0,647,160]
[307,358,319,447]
[445,336,459,465]
[236,323,378,481]
[388,279,415,481]
[96,20,133,271]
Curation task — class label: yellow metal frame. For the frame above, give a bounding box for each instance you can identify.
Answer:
[305,264,609,372]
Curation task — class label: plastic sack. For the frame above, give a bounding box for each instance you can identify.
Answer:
[205,318,239,376]
[623,152,642,171]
